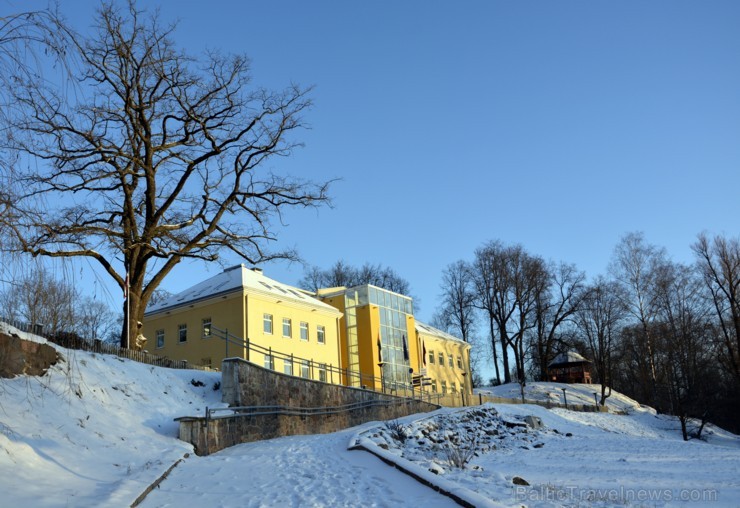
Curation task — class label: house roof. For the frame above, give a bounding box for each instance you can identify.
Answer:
[548,351,591,367]
[415,321,468,345]
[145,265,340,316]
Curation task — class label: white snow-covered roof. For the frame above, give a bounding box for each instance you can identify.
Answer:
[548,351,591,367]
[145,265,339,315]
[415,321,468,345]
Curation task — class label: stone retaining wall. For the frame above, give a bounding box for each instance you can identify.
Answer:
[178,358,439,455]
[0,332,59,378]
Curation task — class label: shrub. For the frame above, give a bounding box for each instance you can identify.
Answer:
[384,419,408,444]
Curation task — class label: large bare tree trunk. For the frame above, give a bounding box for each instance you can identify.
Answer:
[0,3,331,348]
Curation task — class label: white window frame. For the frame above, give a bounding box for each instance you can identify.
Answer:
[317,325,326,344]
[300,360,310,379]
[155,329,164,349]
[300,321,309,341]
[263,314,273,334]
[282,318,292,338]
[202,318,212,339]
[178,324,187,343]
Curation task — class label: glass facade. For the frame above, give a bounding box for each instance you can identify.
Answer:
[343,285,414,389]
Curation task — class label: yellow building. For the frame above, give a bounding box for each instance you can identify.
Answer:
[317,285,472,403]
[318,285,419,393]
[415,321,472,405]
[142,265,343,383]
[143,269,473,403]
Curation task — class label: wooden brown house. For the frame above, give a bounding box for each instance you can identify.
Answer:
[547,351,592,384]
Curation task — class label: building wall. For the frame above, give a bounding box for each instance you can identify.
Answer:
[143,290,342,381]
[244,292,342,379]
[318,293,349,384]
[356,304,381,389]
[142,293,245,368]
[417,332,472,397]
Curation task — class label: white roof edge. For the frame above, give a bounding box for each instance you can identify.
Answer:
[145,265,340,316]
[548,351,590,366]
[415,321,468,345]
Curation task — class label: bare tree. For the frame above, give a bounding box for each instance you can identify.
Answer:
[609,232,667,406]
[529,261,586,380]
[75,297,118,341]
[0,8,73,109]
[300,260,411,295]
[471,241,508,384]
[692,233,740,384]
[436,260,476,343]
[575,277,626,406]
[471,241,545,387]
[0,3,330,348]
[510,251,548,391]
[1,265,77,335]
[653,261,715,440]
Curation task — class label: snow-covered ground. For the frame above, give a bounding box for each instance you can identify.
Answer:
[477,381,653,414]
[2,322,739,507]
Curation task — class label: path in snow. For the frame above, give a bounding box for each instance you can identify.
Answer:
[138,425,458,508]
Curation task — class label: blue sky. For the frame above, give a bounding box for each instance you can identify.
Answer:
[8,1,740,326]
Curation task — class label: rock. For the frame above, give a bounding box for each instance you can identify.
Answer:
[0,333,59,378]
[512,476,529,486]
[524,415,543,430]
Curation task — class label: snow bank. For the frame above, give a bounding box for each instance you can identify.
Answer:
[2,322,739,507]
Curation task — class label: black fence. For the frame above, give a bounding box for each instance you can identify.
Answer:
[210,325,444,403]
[1,318,211,372]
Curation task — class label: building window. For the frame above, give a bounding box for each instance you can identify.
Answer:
[429,350,435,364]
[178,324,187,343]
[264,354,274,370]
[317,325,325,344]
[318,363,327,383]
[431,381,438,393]
[202,318,212,338]
[451,382,457,393]
[300,360,310,379]
[283,359,293,376]
[438,352,444,365]
[448,354,454,368]
[155,329,164,348]
[282,318,292,338]
[441,381,447,394]
[300,321,309,341]
[457,355,462,369]
[263,314,273,334]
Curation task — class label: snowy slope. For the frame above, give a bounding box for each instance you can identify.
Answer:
[1,322,739,507]
[477,381,653,414]
[0,322,223,507]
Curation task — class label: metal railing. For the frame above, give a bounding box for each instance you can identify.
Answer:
[210,325,442,402]
[0,318,211,372]
[205,397,420,420]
